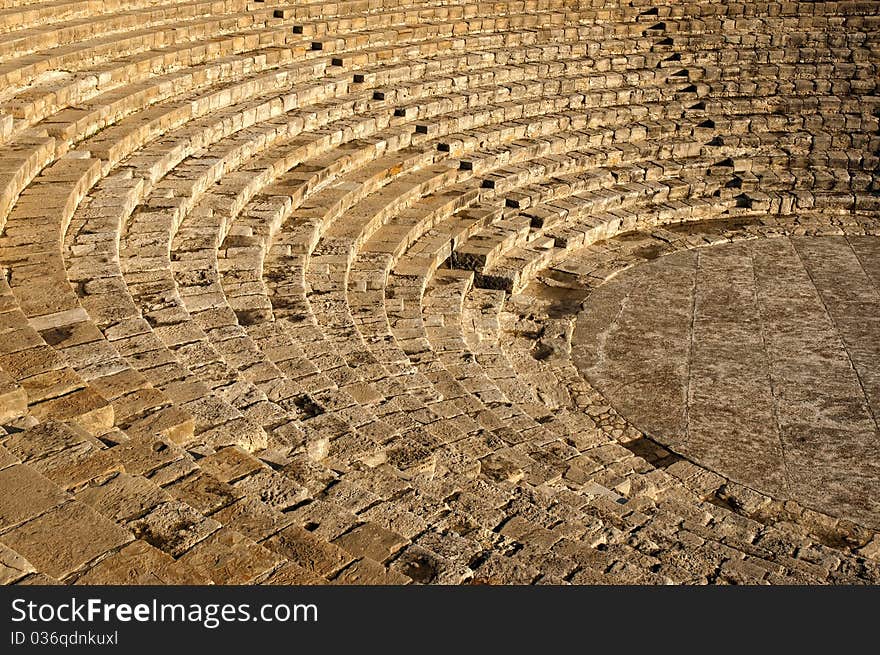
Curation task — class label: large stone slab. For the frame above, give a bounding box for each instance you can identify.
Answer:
[573,237,880,529]
[1,502,131,580]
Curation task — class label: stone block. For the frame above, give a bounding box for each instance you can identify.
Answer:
[1,502,131,580]
[0,464,68,529]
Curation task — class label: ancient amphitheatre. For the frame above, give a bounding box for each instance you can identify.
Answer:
[0,0,877,586]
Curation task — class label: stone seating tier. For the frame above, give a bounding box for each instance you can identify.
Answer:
[0,0,878,585]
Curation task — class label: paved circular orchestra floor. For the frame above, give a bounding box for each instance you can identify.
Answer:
[573,237,880,529]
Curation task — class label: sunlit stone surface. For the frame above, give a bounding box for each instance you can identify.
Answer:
[573,237,880,529]
[0,1,877,585]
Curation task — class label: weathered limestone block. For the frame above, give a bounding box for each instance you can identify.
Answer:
[0,464,68,529]
[0,367,26,422]
[1,501,131,580]
[75,540,211,585]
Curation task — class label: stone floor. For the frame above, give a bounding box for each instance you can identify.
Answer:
[0,1,878,585]
[573,236,880,530]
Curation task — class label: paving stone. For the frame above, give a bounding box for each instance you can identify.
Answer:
[262,561,327,585]
[0,369,27,422]
[29,388,114,435]
[263,525,353,577]
[197,446,264,483]
[178,528,285,585]
[166,471,243,514]
[29,444,123,491]
[109,436,183,476]
[1,502,131,580]
[0,464,68,528]
[333,557,411,585]
[285,498,360,541]
[332,522,409,563]
[0,542,34,585]
[77,473,169,522]
[128,502,220,558]
[0,445,18,469]
[210,497,296,542]
[2,420,94,462]
[470,552,542,585]
[75,540,211,585]
[232,470,309,512]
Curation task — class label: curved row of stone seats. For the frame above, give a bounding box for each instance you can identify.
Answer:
[158,38,696,394]
[179,0,880,580]
[0,297,331,586]
[382,228,880,583]
[0,2,579,133]
[262,120,844,426]
[0,42,301,226]
[0,2,572,584]
[0,0,860,246]
[69,75,632,580]
[0,0,474,154]
[0,321,419,582]
[0,0,878,584]
[328,55,872,580]
[0,0,118,33]
[254,86,696,258]
[0,1,253,57]
[356,255,589,453]
[0,276,113,434]
[44,10,624,448]
[395,138,861,290]
[435,43,877,286]
[0,157,403,579]
[179,104,688,560]
[1,156,208,446]
[286,133,732,502]
[0,3,612,588]
[77,86,438,430]
[450,154,875,291]
[446,209,880,530]
[62,3,880,584]
[461,167,873,293]
[450,202,880,430]
[15,238,868,556]
[39,0,868,163]
[0,2,284,124]
[41,10,624,192]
